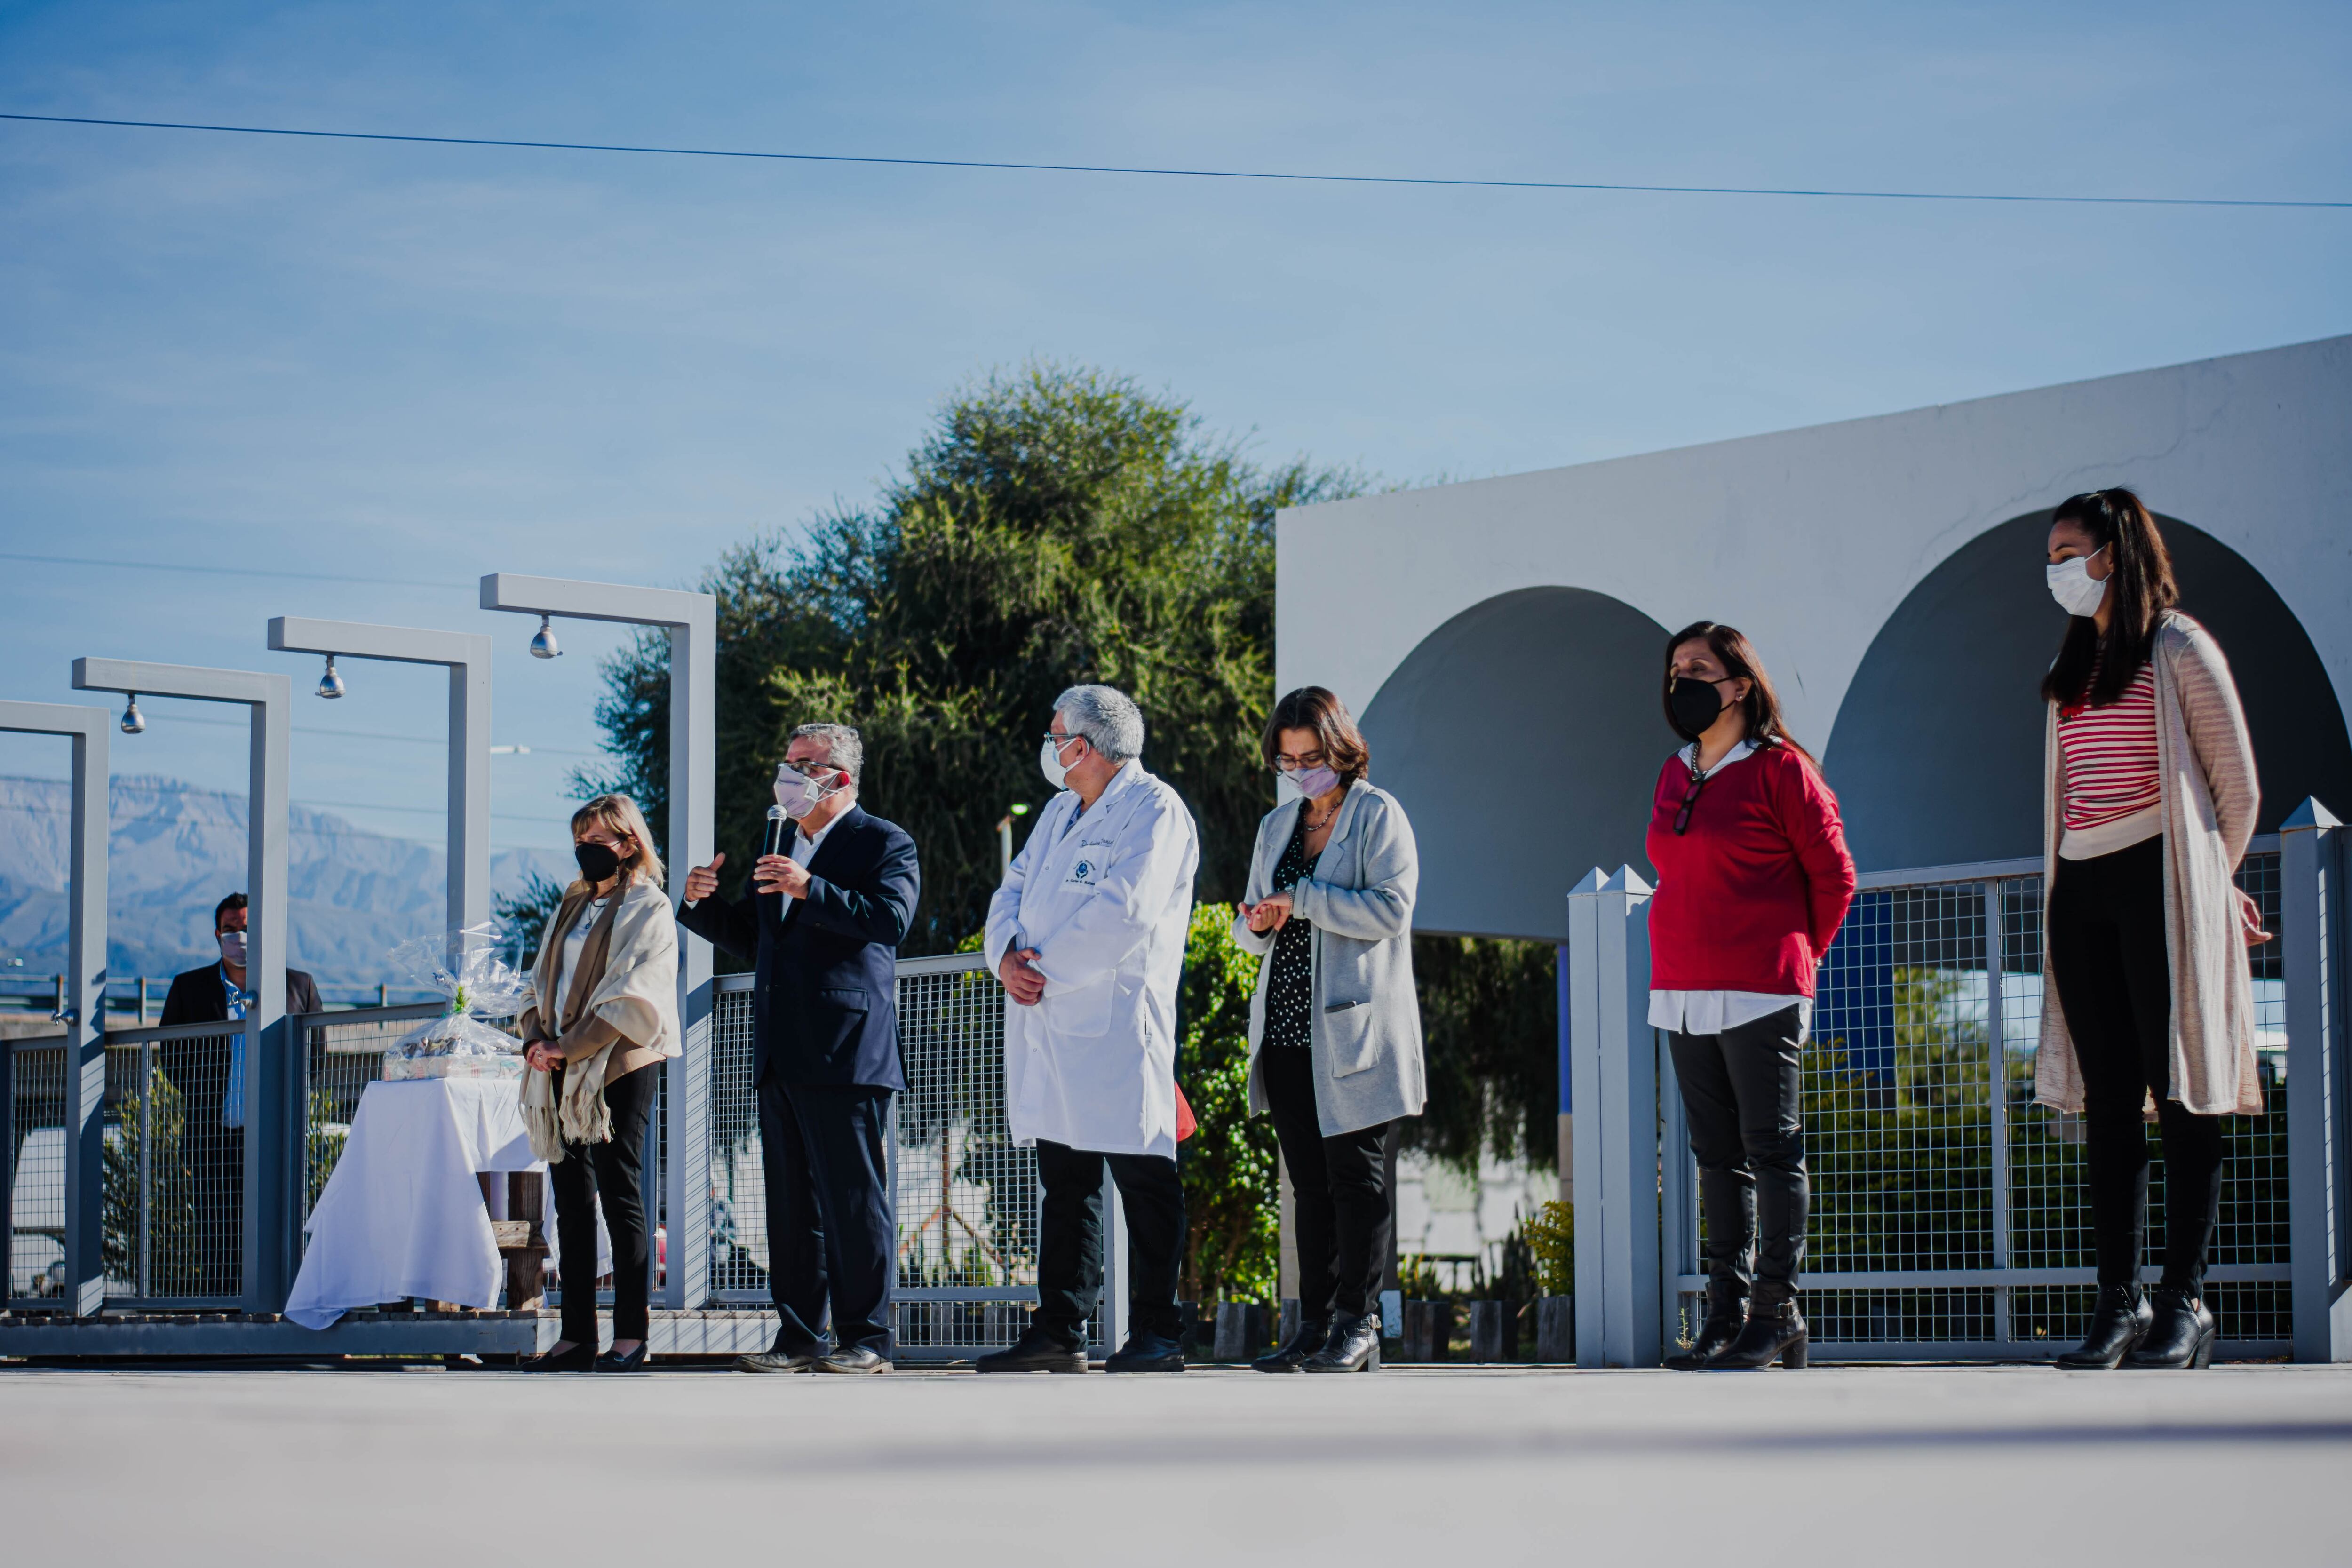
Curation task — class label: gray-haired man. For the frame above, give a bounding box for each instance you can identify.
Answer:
[678,723,921,1373]
[980,685,1200,1372]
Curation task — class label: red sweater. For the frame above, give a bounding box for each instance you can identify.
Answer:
[1644,743,1857,996]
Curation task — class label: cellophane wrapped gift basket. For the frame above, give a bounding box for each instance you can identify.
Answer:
[380,924,533,1081]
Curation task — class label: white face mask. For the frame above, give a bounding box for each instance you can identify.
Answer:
[1040,734,1081,791]
[218,930,248,967]
[774,763,843,821]
[2046,545,2110,619]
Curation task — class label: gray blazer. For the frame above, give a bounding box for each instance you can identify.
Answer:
[1233,780,1426,1137]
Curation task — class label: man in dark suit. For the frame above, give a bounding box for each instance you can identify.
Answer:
[677,723,920,1374]
[157,891,324,1299]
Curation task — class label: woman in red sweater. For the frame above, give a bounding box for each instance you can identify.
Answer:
[1647,621,1856,1371]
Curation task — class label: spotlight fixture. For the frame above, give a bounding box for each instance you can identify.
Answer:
[316,654,346,700]
[528,614,561,660]
[120,693,145,735]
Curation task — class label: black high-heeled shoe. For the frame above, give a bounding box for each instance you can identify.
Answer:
[522,1341,596,1372]
[595,1341,650,1374]
[1707,1284,1807,1370]
[2127,1288,2216,1369]
[2054,1284,2153,1370]
[1301,1313,1382,1373]
[1252,1318,1330,1373]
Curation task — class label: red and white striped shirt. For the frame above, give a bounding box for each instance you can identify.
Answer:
[2058,657,2161,842]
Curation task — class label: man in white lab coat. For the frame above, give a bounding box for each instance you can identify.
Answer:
[977,685,1200,1373]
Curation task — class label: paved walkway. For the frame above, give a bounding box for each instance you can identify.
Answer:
[5,1362,2349,1563]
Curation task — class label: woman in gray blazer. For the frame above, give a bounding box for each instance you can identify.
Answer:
[1233,687,1426,1373]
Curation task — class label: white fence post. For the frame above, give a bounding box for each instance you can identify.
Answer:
[2283,797,2350,1361]
[1568,865,1660,1368]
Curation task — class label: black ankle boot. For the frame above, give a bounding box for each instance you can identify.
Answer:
[2127,1287,2216,1369]
[2053,1284,2152,1370]
[1301,1312,1382,1373]
[1707,1283,1806,1370]
[1668,1283,1748,1371]
[1252,1318,1330,1373]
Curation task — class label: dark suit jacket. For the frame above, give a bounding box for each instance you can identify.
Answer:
[675,804,919,1091]
[159,963,324,1027]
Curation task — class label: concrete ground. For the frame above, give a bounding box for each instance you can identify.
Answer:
[4,1361,2349,1565]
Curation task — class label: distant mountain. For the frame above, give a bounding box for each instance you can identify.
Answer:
[0,774,570,996]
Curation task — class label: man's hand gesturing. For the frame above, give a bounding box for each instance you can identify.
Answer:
[683,852,725,904]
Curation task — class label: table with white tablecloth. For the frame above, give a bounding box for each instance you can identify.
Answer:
[286,1076,609,1331]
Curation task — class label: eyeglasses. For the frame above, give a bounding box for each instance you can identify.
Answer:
[1672,763,1708,836]
[1271,752,1328,773]
[1042,732,1084,752]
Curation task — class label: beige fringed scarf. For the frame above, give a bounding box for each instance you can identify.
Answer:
[519,874,681,1162]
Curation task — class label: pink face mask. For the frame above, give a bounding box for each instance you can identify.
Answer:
[1286,764,1342,799]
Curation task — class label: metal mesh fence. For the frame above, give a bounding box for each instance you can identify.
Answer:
[705,956,1093,1355]
[7,1043,68,1305]
[99,1026,245,1303]
[1675,848,2293,1357]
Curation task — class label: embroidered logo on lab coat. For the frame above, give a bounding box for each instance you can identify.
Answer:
[1064,849,1107,887]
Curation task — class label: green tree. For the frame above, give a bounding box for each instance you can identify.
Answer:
[1176,902,1279,1305]
[584,362,1365,956]
[1409,934,1559,1172]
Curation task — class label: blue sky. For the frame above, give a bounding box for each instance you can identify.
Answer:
[2,1,2346,854]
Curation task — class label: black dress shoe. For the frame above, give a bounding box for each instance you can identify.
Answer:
[1302,1313,1381,1373]
[2127,1287,2217,1369]
[2054,1284,2153,1370]
[1104,1329,1186,1373]
[1708,1286,1807,1370]
[736,1347,823,1374]
[1253,1318,1330,1373]
[1667,1309,1748,1371]
[976,1327,1088,1374]
[814,1345,892,1374]
[521,1341,596,1372]
[595,1341,649,1374]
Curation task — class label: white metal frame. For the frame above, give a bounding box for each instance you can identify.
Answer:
[267,618,494,934]
[0,701,109,1314]
[71,658,293,1312]
[479,573,715,1311]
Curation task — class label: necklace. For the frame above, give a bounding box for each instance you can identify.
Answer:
[1304,799,1340,834]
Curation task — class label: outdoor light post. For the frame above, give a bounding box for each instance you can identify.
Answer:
[71,658,293,1314]
[266,617,495,934]
[0,701,109,1315]
[479,573,716,1313]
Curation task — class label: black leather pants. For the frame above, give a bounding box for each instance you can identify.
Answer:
[1669,1005,1808,1296]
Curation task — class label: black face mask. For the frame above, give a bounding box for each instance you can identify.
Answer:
[574,840,622,883]
[1668,675,1729,741]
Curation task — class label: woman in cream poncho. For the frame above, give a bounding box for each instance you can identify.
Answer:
[518,794,681,1373]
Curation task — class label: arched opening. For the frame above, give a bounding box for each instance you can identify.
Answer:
[1825,511,2352,870]
[1359,586,1677,941]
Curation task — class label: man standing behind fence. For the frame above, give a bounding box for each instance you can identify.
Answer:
[158,892,322,1300]
[980,685,1199,1374]
[677,723,920,1374]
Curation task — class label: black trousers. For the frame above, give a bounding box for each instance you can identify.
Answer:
[2047,835,2226,1292]
[758,1075,895,1357]
[1669,1005,1809,1297]
[549,1062,659,1345]
[1033,1138,1186,1346]
[1261,1045,1391,1320]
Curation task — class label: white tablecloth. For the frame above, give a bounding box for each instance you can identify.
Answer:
[285,1078,567,1330]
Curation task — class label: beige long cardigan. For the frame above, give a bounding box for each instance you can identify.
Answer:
[2034,610,2264,1117]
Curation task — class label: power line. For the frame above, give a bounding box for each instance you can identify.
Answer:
[0,795,570,833]
[155,708,596,756]
[3,110,2345,211]
[0,548,464,590]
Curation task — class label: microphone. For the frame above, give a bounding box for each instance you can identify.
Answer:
[763,804,789,860]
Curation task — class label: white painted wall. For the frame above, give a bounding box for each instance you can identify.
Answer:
[1278,335,2352,755]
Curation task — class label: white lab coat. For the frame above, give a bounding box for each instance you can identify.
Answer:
[984,759,1200,1158]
